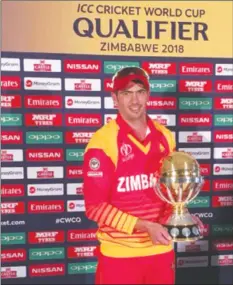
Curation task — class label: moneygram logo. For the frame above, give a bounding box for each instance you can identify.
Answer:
[67,183,83,195]
[104,61,139,74]
[24,77,62,90]
[177,256,208,268]
[27,184,64,196]
[213,179,233,191]
[142,62,176,75]
[23,59,61,72]
[65,78,101,91]
[147,97,177,109]
[68,246,96,258]
[65,96,101,109]
[214,115,233,126]
[104,114,117,124]
[215,64,233,76]
[188,197,210,208]
[212,196,233,207]
[1,76,21,89]
[1,202,25,215]
[24,95,62,108]
[68,262,97,274]
[65,114,102,126]
[25,113,62,127]
[179,98,212,110]
[1,233,26,245]
[179,131,211,143]
[66,149,84,161]
[26,149,64,161]
[29,247,65,260]
[149,80,176,92]
[214,97,233,110]
[1,131,23,144]
[215,80,233,92]
[67,229,97,242]
[214,164,233,175]
[1,249,26,262]
[29,264,65,277]
[67,200,85,212]
[65,131,94,144]
[212,225,233,236]
[28,231,65,244]
[64,59,101,73]
[1,58,20,71]
[179,114,212,127]
[179,80,212,92]
[1,95,21,108]
[178,148,211,160]
[28,200,65,213]
[27,166,63,179]
[179,63,213,75]
[1,114,22,126]
[1,184,24,197]
[1,167,24,180]
[26,132,63,144]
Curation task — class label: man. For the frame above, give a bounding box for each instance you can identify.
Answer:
[83,67,202,284]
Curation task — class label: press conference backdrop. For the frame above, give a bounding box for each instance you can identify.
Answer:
[1,1,233,284]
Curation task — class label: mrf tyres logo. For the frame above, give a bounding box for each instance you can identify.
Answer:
[142,62,176,75]
[28,231,65,244]
[179,80,212,92]
[25,113,62,127]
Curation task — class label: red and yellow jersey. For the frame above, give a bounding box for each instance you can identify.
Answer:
[83,114,176,258]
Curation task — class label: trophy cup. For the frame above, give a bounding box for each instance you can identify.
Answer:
[154,151,204,242]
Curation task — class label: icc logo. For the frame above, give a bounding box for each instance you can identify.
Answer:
[120,144,132,156]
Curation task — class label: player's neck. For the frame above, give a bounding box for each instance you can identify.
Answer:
[123,115,148,141]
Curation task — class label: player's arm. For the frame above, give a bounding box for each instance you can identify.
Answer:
[83,147,138,235]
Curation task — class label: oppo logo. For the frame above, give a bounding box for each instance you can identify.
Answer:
[150,83,174,88]
[29,134,60,140]
[68,152,84,157]
[1,235,23,242]
[32,250,62,257]
[181,101,210,106]
[70,264,96,271]
[1,117,19,123]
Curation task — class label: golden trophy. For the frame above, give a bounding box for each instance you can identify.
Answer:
[154,151,204,242]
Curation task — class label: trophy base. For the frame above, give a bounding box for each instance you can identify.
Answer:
[164,224,203,242]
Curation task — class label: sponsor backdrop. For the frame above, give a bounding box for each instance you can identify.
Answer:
[1,1,233,284]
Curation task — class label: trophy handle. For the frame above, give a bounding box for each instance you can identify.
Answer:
[184,180,204,204]
[154,183,174,205]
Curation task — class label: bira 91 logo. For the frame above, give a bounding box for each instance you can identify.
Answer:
[141,62,176,75]
[1,76,21,90]
[29,264,65,277]
[65,78,101,91]
[147,97,177,110]
[179,63,213,75]
[179,80,212,92]
[25,113,62,126]
[64,59,101,73]
[26,149,64,161]
[28,231,65,244]
[1,249,26,263]
[212,240,233,251]
[1,184,24,197]
[24,95,62,108]
[212,196,233,207]
[213,179,233,192]
[28,200,65,214]
[67,229,97,242]
[65,114,102,127]
[68,246,96,258]
[179,114,212,127]
[215,80,233,92]
[1,95,21,108]
[65,131,94,144]
[23,59,61,72]
[1,131,23,144]
[1,202,25,215]
[214,97,233,110]
[66,166,83,179]
[214,130,233,143]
